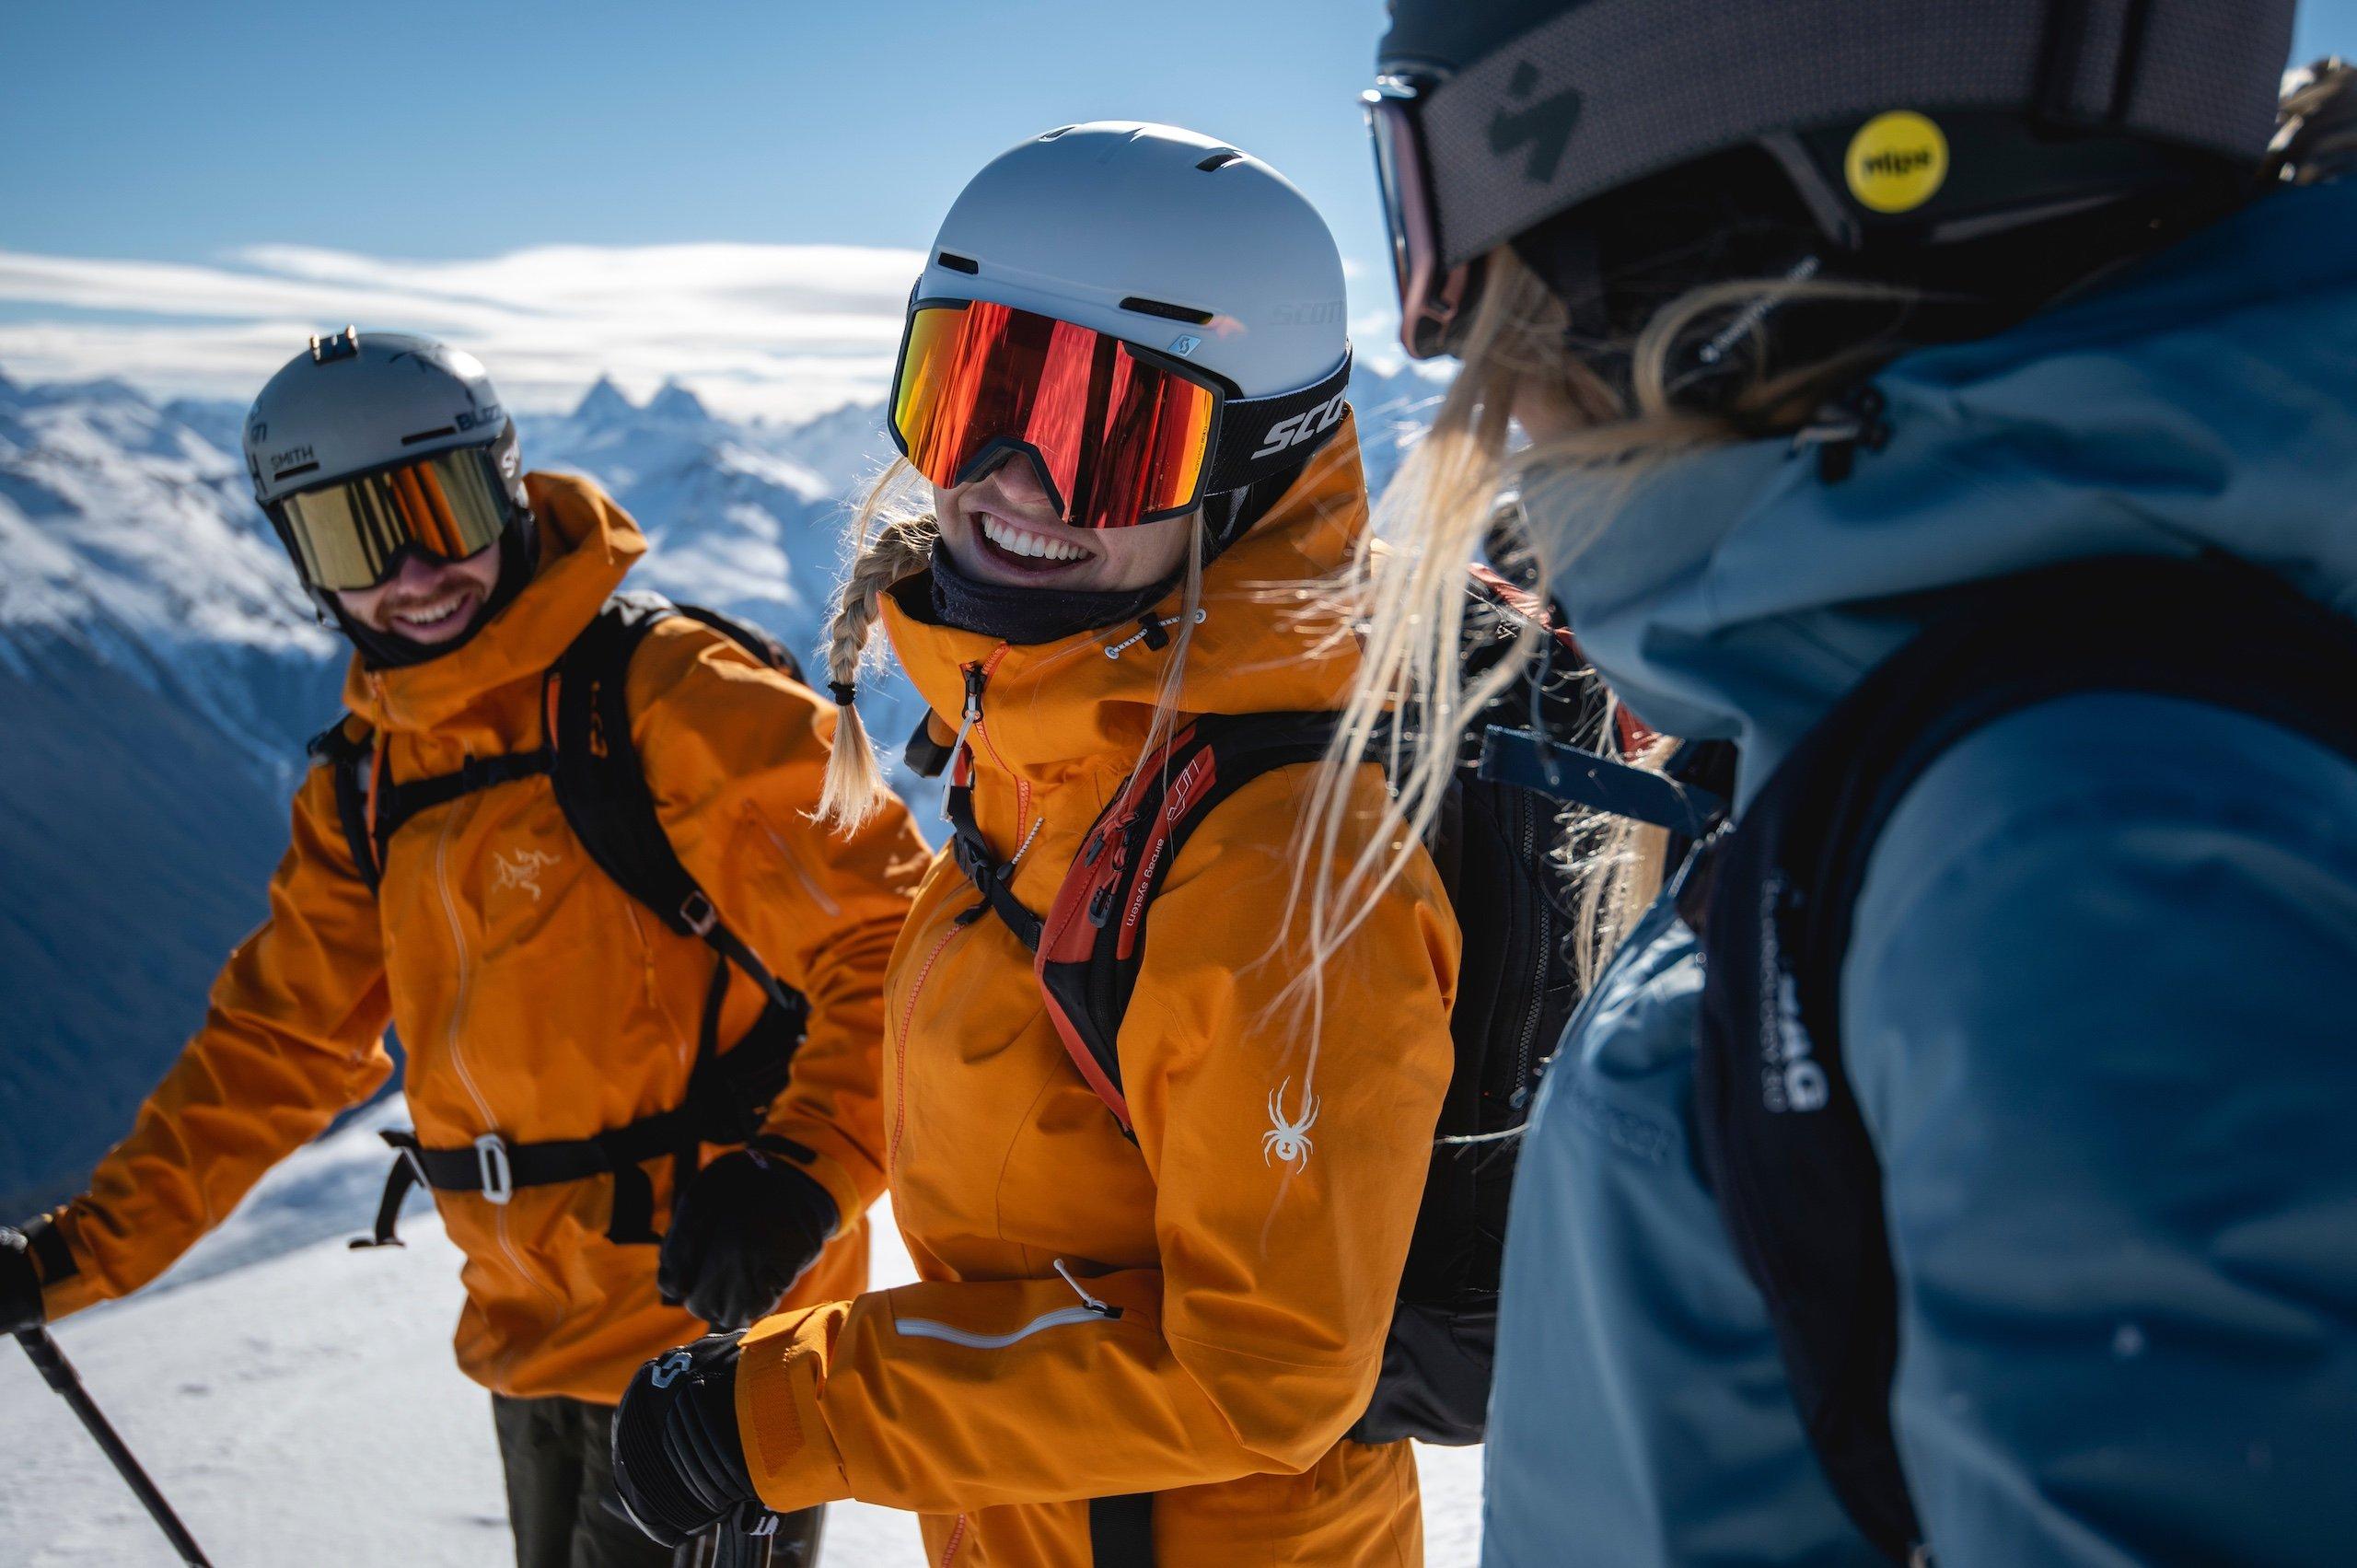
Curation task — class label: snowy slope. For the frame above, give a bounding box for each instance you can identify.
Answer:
[0,1116,1485,1565]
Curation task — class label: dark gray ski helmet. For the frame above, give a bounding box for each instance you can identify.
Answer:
[1370,0,2297,357]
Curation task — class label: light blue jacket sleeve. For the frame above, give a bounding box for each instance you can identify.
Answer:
[1845,692,2357,1567]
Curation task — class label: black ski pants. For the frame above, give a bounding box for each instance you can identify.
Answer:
[492,1393,824,1568]
[494,1393,674,1568]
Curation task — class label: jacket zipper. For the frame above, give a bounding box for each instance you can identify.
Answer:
[888,649,1016,1176]
[936,1513,968,1567]
[963,648,1028,842]
[432,793,563,1356]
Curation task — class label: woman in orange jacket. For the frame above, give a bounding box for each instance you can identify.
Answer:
[0,332,929,1568]
[609,124,1460,1568]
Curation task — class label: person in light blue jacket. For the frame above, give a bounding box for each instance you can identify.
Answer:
[1339,5,2357,1563]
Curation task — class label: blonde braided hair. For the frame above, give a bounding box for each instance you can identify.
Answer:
[815,459,940,830]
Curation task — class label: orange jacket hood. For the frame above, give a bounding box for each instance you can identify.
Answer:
[343,470,644,736]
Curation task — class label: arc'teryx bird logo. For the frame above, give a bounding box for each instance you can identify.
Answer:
[492,847,562,903]
[1488,60,1585,184]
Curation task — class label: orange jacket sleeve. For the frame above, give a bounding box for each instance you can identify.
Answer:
[628,623,929,1226]
[730,764,1459,1516]
[40,757,395,1319]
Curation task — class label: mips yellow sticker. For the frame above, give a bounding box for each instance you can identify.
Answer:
[1845,111,1950,214]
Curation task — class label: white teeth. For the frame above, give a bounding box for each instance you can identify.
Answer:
[392,591,469,627]
[981,514,1086,563]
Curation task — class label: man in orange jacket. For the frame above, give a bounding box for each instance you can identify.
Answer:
[0,331,929,1568]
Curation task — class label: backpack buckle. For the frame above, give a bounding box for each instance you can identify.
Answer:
[679,891,718,936]
[474,1133,514,1205]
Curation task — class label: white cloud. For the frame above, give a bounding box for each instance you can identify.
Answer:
[0,240,927,424]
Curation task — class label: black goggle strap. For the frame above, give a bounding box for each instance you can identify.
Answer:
[1201,352,1354,497]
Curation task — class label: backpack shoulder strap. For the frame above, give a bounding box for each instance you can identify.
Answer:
[666,601,806,686]
[1029,711,1339,1136]
[308,714,384,892]
[547,593,800,1015]
[1692,552,2357,1563]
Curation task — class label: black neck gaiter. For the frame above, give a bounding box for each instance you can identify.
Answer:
[927,537,1182,645]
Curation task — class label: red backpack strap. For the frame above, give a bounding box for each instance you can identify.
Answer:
[1031,713,1339,1138]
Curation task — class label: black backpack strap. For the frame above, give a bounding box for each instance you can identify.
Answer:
[340,595,819,1253]
[1087,1493,1155,1567]
[1478,726,1726,835]
[1693,552,2357,1563]
[668,602,805,685]
[944,776,1047,951]
[548,592,804,1018]
[309,717,386,892]
[308,714,553,890]
[546,593,812,1237]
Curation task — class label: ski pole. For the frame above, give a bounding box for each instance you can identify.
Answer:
[15,1328,215,1567]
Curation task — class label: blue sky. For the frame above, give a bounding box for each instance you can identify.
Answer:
[3,0,2350,419]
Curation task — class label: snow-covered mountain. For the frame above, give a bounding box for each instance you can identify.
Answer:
[0,359,1445,1213]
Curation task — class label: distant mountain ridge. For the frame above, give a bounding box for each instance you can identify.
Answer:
[0,359,1446,1212]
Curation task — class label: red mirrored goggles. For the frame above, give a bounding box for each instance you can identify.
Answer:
[1364,76,1482,361]
[890,298,1220,529]
[889,297,1354,530]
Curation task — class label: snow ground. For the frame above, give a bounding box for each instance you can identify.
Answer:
[0,1117,1484,1565]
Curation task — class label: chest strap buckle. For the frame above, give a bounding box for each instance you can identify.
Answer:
[474,1133,514,1206]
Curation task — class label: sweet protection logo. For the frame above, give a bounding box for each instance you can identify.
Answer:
[1488,59,1585,184]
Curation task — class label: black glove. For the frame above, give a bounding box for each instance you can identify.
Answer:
[610,1331,760,1548]
[658,1148,839,1332]
[2,1224,49,1335]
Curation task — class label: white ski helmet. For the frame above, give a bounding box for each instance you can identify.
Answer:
[245,328,523,510]
[915,122,1350,402]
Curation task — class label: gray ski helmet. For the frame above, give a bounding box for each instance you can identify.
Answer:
[1372,0,2294,354]
[915,122,1349,401]
[245,328,524,510]
[244,329,536,666]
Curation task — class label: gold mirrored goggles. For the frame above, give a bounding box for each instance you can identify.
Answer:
[273,447,513,592]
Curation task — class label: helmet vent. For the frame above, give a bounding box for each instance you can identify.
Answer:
[1195,150,1245,171]
[1118,296,1214,325]
[399,425,459,446]
[936,251,981,275]
[1039,125,1076,141]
